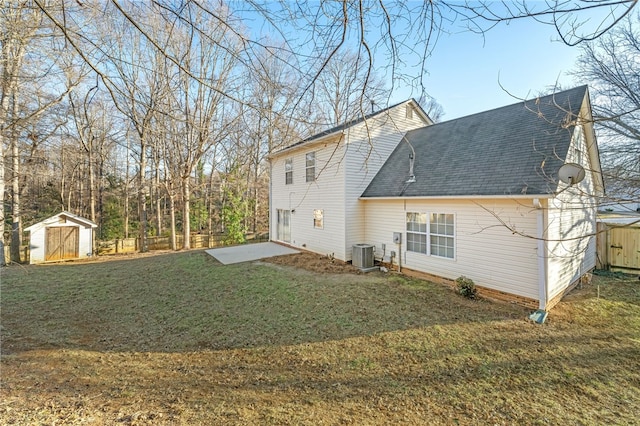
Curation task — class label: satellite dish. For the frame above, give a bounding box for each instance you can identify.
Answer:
[558,163,586,185]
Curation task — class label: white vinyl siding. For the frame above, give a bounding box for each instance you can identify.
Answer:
[343,102,429,260]
[270,138,346,259]
[545,123,598,300]
[270,100,430,262]
[363,199,540,300]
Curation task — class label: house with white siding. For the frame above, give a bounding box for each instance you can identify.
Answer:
[269,86,604,310]
[269,99,432,261]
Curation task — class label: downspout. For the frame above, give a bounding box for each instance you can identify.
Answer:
[534,198,548,310]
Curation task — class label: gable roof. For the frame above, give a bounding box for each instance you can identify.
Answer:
[361,86,591,198]
[271,98,431,157]
[25,211,97,233]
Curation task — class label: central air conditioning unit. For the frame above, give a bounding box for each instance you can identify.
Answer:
[352,244,374,269]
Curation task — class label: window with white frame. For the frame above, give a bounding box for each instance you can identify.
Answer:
[406,212,455,259]
[306,152,316,182]
[573,126,584,165]
[406,104,413,119]
[430,213,455,258]
[285,158,293,185]
[313,209,323,229]
[406,212,427,254]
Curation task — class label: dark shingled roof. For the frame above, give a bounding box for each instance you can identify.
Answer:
[361,85,589,198]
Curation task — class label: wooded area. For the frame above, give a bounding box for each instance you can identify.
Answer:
[1,1,638,264]
[1,2,392,262]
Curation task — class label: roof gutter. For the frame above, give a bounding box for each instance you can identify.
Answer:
[268,132,344,159]
[359,194,554,201]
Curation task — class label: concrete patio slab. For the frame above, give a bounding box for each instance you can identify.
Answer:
[205,242,299,265]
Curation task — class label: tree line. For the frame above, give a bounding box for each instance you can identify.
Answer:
[1,1,637,264]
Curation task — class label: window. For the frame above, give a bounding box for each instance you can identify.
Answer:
[406,212,427,254]
[430,213,454,258]
[306,152,316,182]
[406,212,455,259]
[574,127,584,164]
[406,104,413,119]
[285,158,293,185]
[313,209,323,229]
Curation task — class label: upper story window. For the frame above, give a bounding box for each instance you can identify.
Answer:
[406,104,413,119]
[573,126,585,164]
[306,152,316,182]
[285,158,293,185]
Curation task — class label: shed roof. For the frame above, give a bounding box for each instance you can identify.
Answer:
[362,86,590,198]
[25,211,98,232]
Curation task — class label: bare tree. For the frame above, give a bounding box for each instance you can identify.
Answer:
[0,2,40,264]
[573,13,640,210]
[233,1,636,115]
[313,50,389,126]
[1,1,79,264]
[162,2,242,249]
[239,45,306,232]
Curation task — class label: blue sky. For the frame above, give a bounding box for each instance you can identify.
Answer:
[390,18,583,120]
[233,2,627,122]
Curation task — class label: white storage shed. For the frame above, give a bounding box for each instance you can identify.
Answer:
[25,211,97,264]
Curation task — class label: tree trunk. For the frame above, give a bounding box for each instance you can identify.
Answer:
[182,176,190,249]
[138,140,147,252]
[0,76,8,267]
[168,192,176,251]
[88,141,96,223]
[124,135,130,239]
[155,156,161,236]
[0,120,5,266]
[10,91,21,263]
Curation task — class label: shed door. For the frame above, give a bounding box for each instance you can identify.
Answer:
[45,226,79,261]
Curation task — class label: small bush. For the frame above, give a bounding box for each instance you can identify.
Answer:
[456,276,477,299]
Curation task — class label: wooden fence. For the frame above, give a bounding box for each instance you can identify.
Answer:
[596,221,640,272]
[4,233,269,264]
[97,233,269,255]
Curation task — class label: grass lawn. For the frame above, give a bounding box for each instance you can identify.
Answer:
[1,250,638,425]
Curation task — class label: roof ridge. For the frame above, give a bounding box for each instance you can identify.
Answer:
[303,98,417,142]
[429,85,588,128]
[273,98,421,154]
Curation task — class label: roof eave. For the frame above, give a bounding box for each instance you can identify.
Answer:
[268,131,344,159]
[269,98,429,159]
[359,193,555,201]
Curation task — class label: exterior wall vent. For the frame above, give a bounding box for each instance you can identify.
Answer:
[352,244,374,269]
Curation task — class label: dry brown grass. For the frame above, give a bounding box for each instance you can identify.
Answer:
[1,250,638,425]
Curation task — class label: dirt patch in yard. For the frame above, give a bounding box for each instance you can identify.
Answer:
[265,250,363,274]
